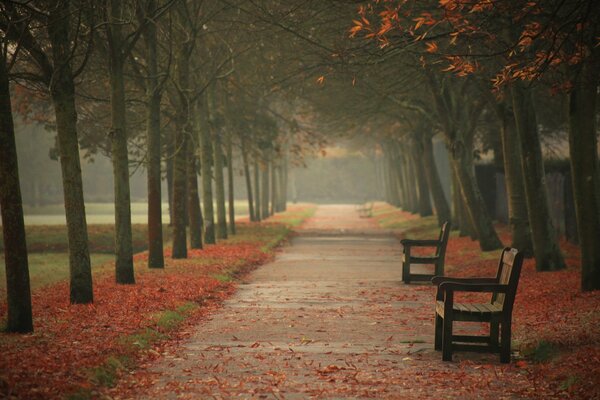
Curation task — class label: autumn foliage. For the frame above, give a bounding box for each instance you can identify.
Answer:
[373,203,600,399]
[0,209,311,399]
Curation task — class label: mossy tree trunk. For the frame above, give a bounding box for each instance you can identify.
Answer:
[107,0,135,283]
[421,134,451,226]
[226,134,236,234]
[143,0,164,268]
[199,98,216,244]
[241,137,256,221]
[0,54,33,332]
[494,99,532,255]
[48,2,95,299]
[568,55,600,290]
[511,82,565,270]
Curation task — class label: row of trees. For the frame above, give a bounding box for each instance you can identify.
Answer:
[2,0,598,335]
[347,0,599,291]
[0,0,325,333]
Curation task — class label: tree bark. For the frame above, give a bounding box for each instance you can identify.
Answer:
[200,100,216,244]
[171,18,194,258]
[187,143,203,249]
[213,132,228,239]
[143,2,164,267]
[511,82,565,270]
[422,135,451,226]
[107,0,135,283]
[401,150,419,213]
[48,2,94,300]
[496,101,532,255]
[411,142,433,217]
[568,56,600,290]
[0,55,33,332]
[270,159,277,215]
[261,156,270,218]
[171,123,188,258]
[241,138,255,221]
[226,134,236,234]
[450,139,502,250]
[254,158,262,221]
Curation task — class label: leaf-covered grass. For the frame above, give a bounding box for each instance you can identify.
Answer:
[372,202,600,399]
[0,205,315,400]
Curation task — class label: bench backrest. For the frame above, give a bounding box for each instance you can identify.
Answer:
[491,248,524,312]
[435,221,451,258]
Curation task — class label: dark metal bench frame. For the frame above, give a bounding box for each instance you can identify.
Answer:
[432,247,524,363]
[400,221,450,284]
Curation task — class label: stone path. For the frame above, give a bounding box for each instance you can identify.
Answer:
[130,205,534,399]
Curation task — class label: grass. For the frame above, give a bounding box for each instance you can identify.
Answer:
[21,201,250,225]
[0,253,114,300]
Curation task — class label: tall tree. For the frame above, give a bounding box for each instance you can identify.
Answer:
[106,0,135,282]
[568,52,600,290]
[0,1,94,303]
[0,47,33,333]
[511,83,565,270]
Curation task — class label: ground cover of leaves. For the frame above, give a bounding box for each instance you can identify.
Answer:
[0,205,314,399]
[373,203,600,399]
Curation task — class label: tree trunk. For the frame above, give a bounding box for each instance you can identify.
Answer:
[48,2,94,300]
[213,132,228,239]
[108,0,135,283]
[226,135,236,234]
[199,100,216,244]
[422,135,451,226]
[401,150,418,213]
[144,5,164,267]
[0,56,33,332]
[171,123,188,258]
[254,158,262,221]
[261,157,270,218]
[511,83,565,270]
[281,152,288,211]
[187,144,202,249]
[568,56,600,290]
[450,147,502,250]
[411,145,433,217]
[166,131,174,226]
[270,159,277,215]
[241,138,255,221]
[497,102,532,255]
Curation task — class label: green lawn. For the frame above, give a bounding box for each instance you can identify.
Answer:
[21,201,250,225]
[0,253,114,300]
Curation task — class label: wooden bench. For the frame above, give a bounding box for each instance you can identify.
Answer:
[356,202,373,218]
[432,247,524,363]
[401,221,450,284]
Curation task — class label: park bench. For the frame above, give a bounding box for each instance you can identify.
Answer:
[356,202,373,218]
[432,247,524,363]
[400,221,450,284]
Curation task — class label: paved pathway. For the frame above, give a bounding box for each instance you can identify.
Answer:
[130,205,532,399]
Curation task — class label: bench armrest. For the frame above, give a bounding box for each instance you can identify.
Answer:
[439,282,509,294]
[431,276,498,286]
[400,239,440,247]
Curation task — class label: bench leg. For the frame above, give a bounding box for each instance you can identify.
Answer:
[500,319,512,363]
[402,261,410,284]
[442,317,453,361]
[434,314,443,351]
[490,321,499,350]
[435,262,443,277]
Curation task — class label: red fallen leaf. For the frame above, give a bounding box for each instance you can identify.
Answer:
[516,360,528,368]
